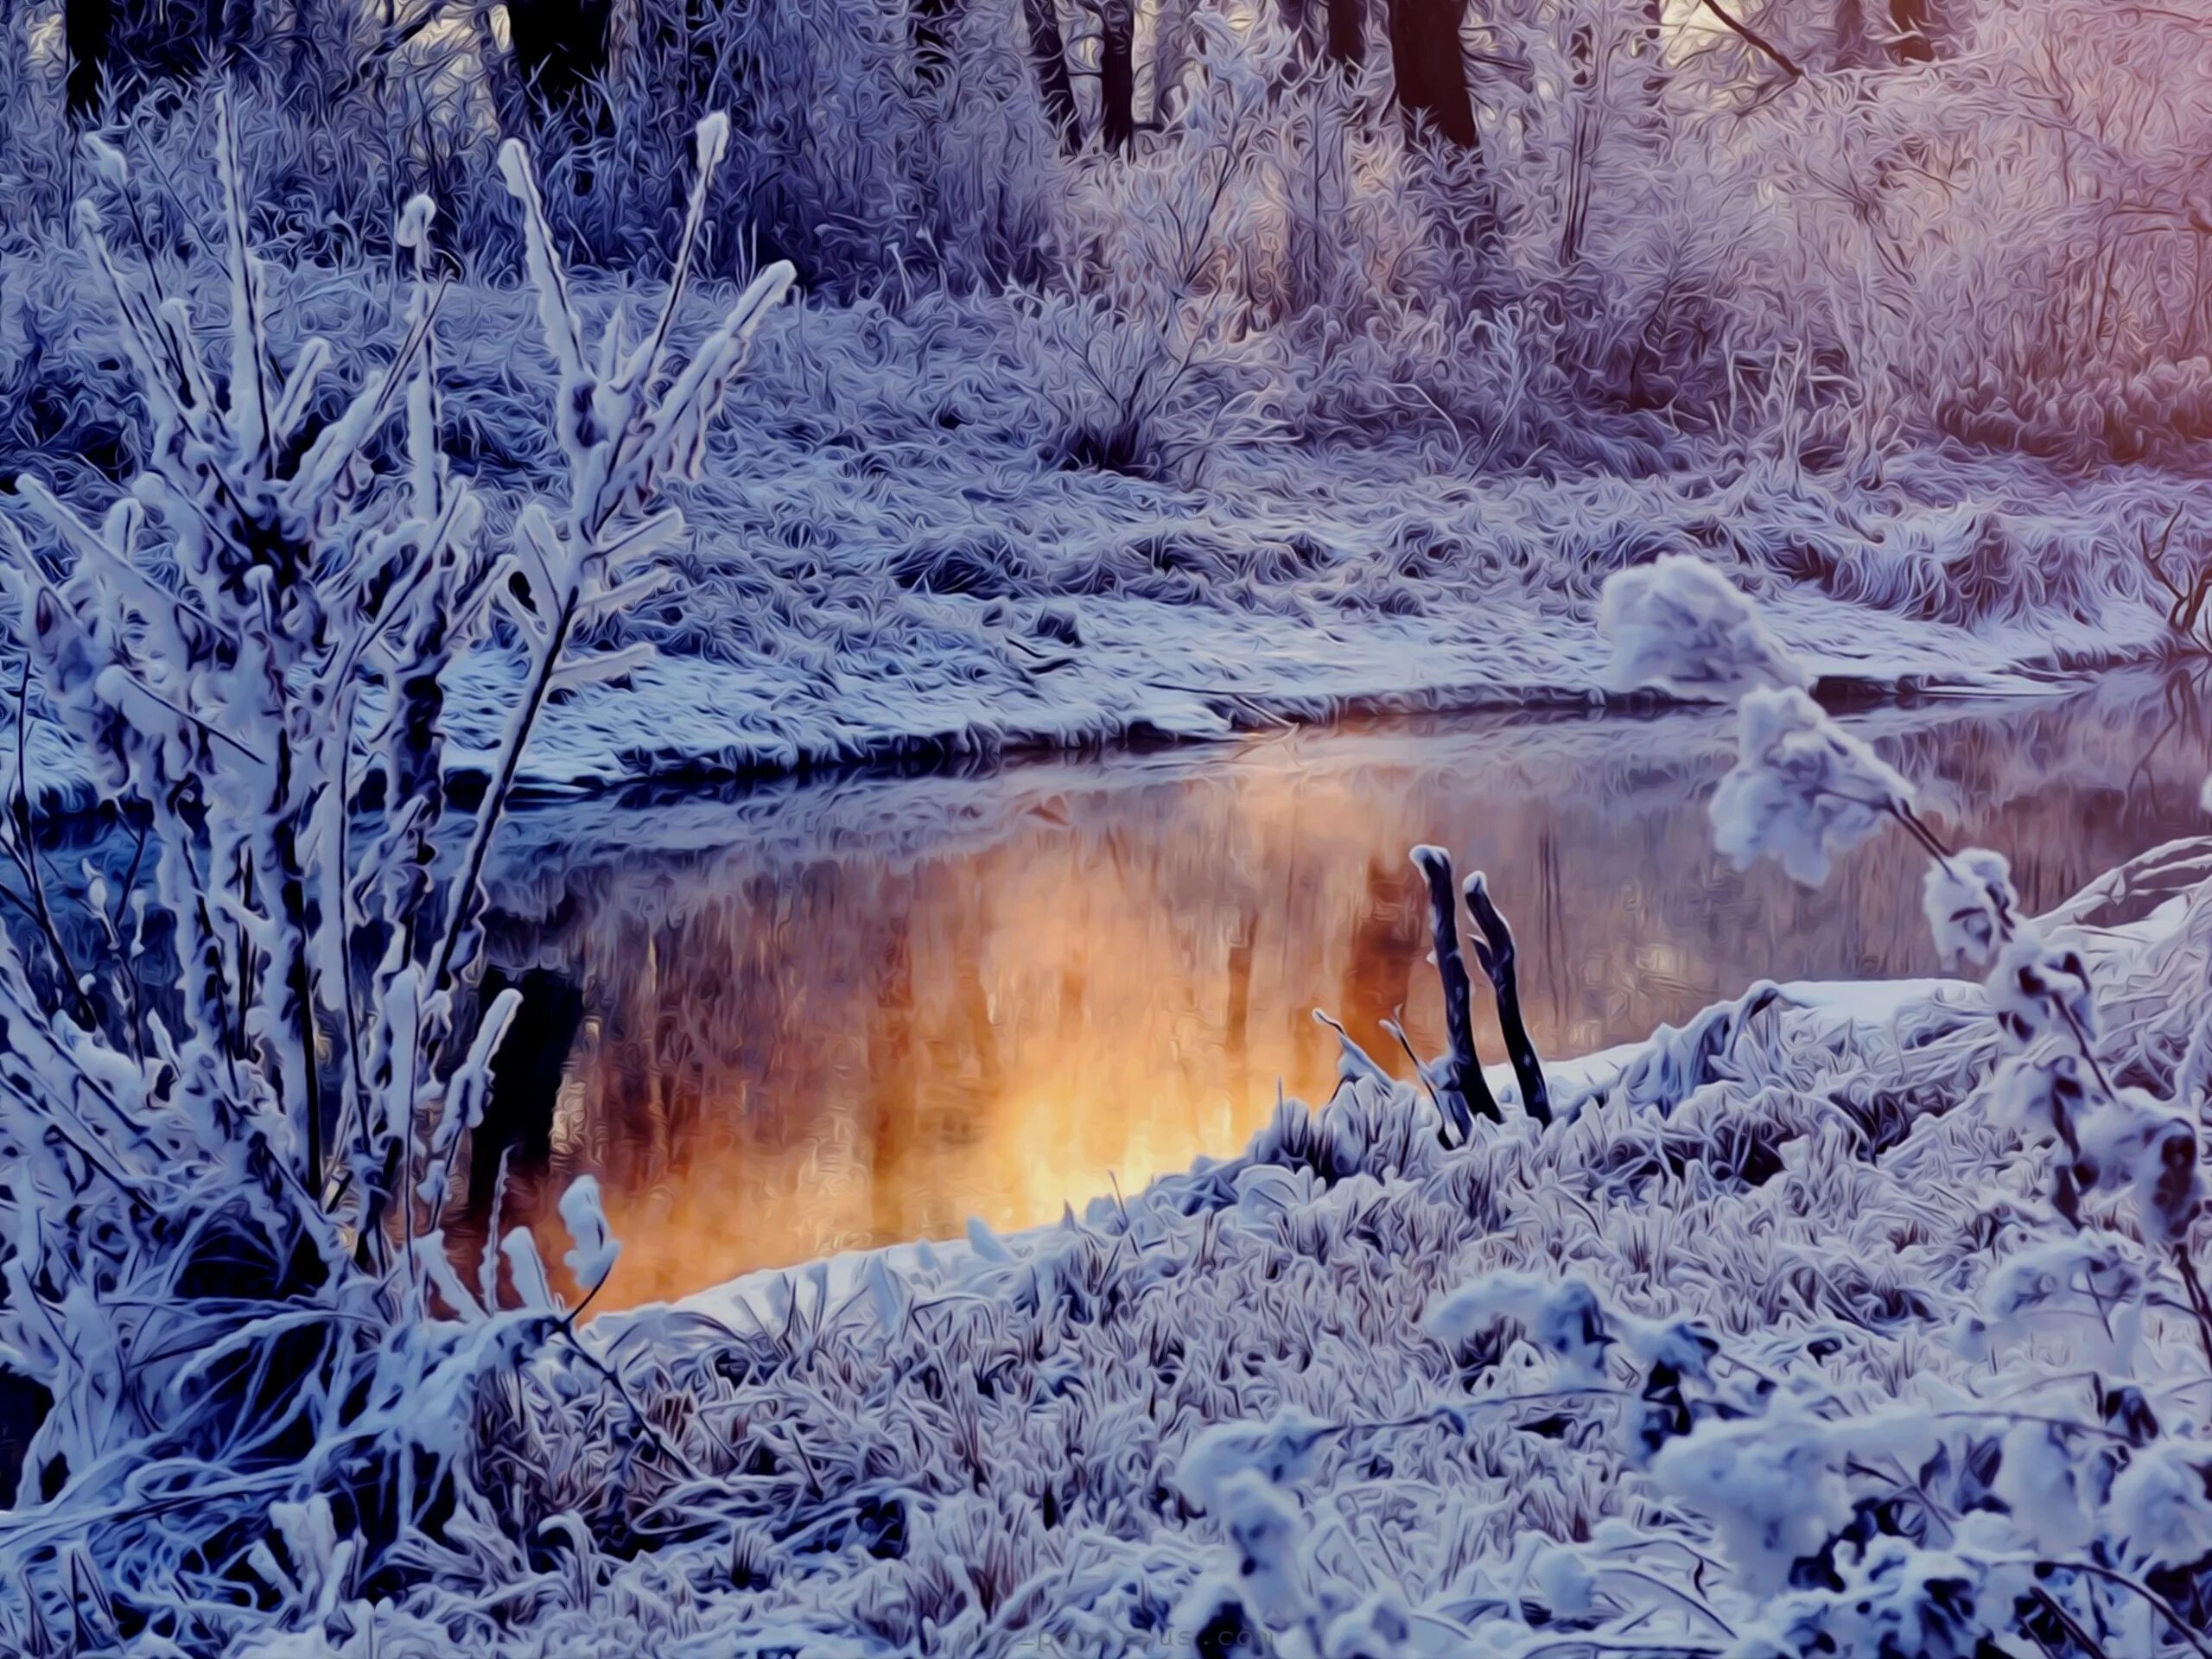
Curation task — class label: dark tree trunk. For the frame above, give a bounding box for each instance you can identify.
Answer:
[506,0,613,111]
[1890,0,1934,60]
[1020,0,1082,156]
[1097,2,1135,155]
[1387,0,1477,150]
[63,0,113,123]
[911,0,959,86]
[1326,0,1366,67]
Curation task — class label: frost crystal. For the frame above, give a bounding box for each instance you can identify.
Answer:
[81,134,130,189]
[1426,1270,1613,1384]
[1709,687,1915,884]
[1960,1233,2146,1367]
[1217,1471,1308,1629]
[1598,555,1810,701]
[1649,1409,1853,1595]
[1988,1051,2093,1147]
[1923,848,2017,965]
[395,194,437,251]
[1178,1411,1333,1509]
[2107,1441,2212,1571]
[1992,1421,2095,1554]
[1322,1592,1414,1658]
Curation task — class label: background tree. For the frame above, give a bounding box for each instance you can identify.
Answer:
[1327,0,1366,67]
[1388,0,1476,149]
[1090,0,1138,152]
[1022,0,1082,153]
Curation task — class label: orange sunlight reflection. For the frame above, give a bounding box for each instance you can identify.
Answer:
[478,688,2207,1310]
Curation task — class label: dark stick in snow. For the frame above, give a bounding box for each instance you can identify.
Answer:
[1465,871,1551,1127]
[1411,845,1498,1140]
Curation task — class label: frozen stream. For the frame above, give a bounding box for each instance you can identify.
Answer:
[473,672,2212,1306]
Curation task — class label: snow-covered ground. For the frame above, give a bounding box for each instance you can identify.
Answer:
[10,10,2212,1650]
[9,252,2197,802]
[478,575,2158,793]
[280,835,2212,1658]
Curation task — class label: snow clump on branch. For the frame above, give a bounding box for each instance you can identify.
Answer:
[1709,686,1917,884]
[1597,554,1810,701]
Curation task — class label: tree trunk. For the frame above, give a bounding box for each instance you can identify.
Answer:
[1097,0,1135,155]
[1020,0,1082,156]
[911,0,959,86]
[506,0,613,111]
[1326,0,1366,67]
[1889,0,1934,60]
[1387,0,1477,150]
[1147,0,1198,127]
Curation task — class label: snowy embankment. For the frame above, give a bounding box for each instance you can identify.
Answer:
[327,836,2210,1659]
[476,575,2155,793]
[7,253,2195,802]
[432,280,2200,791]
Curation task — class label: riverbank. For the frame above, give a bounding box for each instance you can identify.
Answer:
[9,257,2200,807]
[474,572,2164,796]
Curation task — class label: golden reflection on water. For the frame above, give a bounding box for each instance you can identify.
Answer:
[480,685,2212,1308]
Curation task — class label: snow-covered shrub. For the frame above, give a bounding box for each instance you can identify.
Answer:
[0,98,790,1646]
[1021,10,1284,479]
[1588,551,2212,1651]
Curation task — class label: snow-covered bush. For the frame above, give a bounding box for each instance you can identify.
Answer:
[0,97,790,1647]
[1598,554,1808,702]
[1589,552,2212,1653]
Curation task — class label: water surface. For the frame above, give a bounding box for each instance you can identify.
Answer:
[477,675,2212,1306]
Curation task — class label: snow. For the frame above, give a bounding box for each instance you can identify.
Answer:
[1708,684,1918,884]
[447,544,2174,797]
[1923,847,2017,965]
[557,1176,621,1294]
[1597,553,1810,701]
[3,243,2195,811]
